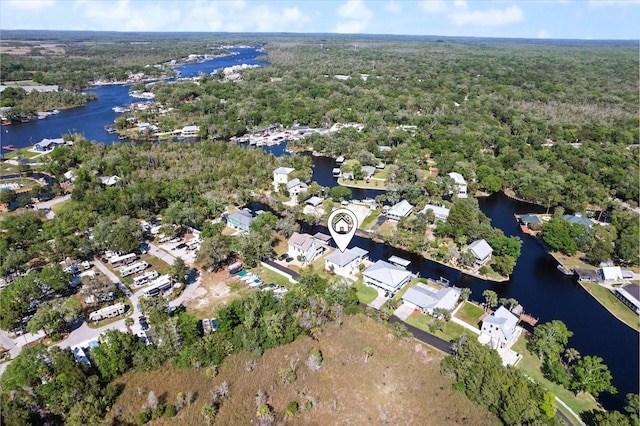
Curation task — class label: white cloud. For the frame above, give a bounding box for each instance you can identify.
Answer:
[453,0,468,10]
[334,0,372,34]
[4,0,55,11]
[419,0,446,14]
[450,5,525,26]
[588,0,640,8]
[537,28,551,38]
[385,1,401,14]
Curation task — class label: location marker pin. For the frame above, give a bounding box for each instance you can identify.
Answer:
[328,208,358,252]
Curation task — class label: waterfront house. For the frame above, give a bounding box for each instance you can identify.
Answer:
[402,283,461,316]
[419,203,450,221]
[448,172,468,198]
[180,125,200,138]
[386,200,414,221]
[273,167,294,191]
[562,213,594,228]
[286,178,308,197]
[226,210,254,232]
[362,260,411,296]
[361,166,376,179]
[305,196,324,207]
[467,239,493,266]
[599,266,623,283]
[34,137,64,151]
[287,232,325,264]
[479,306,522,350]
[614,284,640,314]
[325,247,369,278]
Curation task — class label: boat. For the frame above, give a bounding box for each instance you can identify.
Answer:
[557,264,574,275]
[2,145,16,151]
[336,155,345,164]
[332,168,341,178]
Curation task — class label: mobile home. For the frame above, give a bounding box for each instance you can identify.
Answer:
[133,270,159,287]
[143,275,173,297]
[120,261,148,277]
[88,302,125,321]
[110,253,136,268]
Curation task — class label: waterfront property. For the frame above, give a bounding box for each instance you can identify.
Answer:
[466,239,493,267]
[599,266,623,283]
[273,166,295,191]
[287,232,326,264]
[419,203,450,221]
[362,260,412,296]
[448,172,468,198]
[386,199,414,221]
[401,283,461,316]
[562,213,594,228]
[324,246,369,278]
[226,209,254,232]
[613,284,640,314]
[180,125,199,138]
[479,306,522,350]
[305,196,324,207]
[34,137,64,151]
[286,178,308,197]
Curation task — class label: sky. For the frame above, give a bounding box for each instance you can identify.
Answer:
[1,0,639,40]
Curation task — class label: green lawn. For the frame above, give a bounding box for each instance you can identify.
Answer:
[360,209,381,230]
[354,279,378,304]
[337,177,387,190]
[579,281,639,331]
[512,337,599,419]
[249,265,292,288]
[406,313,476,342]
[455,301,484,329]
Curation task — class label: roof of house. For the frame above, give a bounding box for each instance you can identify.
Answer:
[325,247,369,267]
[36,137,64,147]
[100,175,122,186]
[483,306,519,340]
[562,213,593,227]
[468,239,493,260]
[618,284,640,302]
[600,266,623,281]
[227,210,254,226]
[387,200,414,218]
[274,167,295,175]
[419,203,450,218]
[363,260,411,287]
[519,214,541,224]
[402,283,461,311]
[287,178,308,190]
[288,232,316,252]
[306,196,324,207]
[448,172,467,185]
[361,165,376,177]
[313,232,332,242]
[388,255,411,267]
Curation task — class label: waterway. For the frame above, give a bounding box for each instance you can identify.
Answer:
[1,45,636,411]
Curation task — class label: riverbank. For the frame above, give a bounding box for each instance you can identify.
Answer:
[577,280,639,332]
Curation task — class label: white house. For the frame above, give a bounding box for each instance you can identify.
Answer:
[614,284,640,314]
[287,232,325,264]
[181,125,200,138]
[467,239,493,266]
[386,200,414,221]
[479,306,522,350]
[286,178,308,197]
[402,283,461,315]
[362,260,412,296]
[325,247,369,278]
[448,172,468,198]
[88,302,125,322]
[599,266,623,283]
[273,167,295,191]
[419,203,450,221]
[100,175,122,186]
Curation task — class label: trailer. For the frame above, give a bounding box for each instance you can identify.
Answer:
[120,261,148,277]
[143,275,173,297]
[110,253,136,268]
[88,302,125,321]
[228,261,243,276]
[132,270,159,287]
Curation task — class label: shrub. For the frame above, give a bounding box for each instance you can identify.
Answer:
[285,401,299,418]
[164,404,177,418]
[136,412,150,425]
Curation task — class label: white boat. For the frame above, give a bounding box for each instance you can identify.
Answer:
[336,155,345,164]
[332,168,341,178]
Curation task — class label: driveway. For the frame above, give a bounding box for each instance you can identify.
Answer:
[148,242,176,266]
[393,303,415,321]
[369,288,388,309]
[34,194,71,219]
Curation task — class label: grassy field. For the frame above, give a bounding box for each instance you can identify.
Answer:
[249,265,292,288]
[106,315,499,425]
[455,301,484,329]
[512,337,599,419]
[354,279,378,304]
[360,209,381,230]
[406,313,477,342]
[579,281,639,331]
[337,177,387,190]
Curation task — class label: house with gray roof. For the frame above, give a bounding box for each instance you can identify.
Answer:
[386,199,414,221]
[361,166,376,179]
[273,167,295,191]
[479,306,522,350]
[562,213,594,228]
[287,232,325,264]
[286,178,308,197]
[448,172,468,198]
[467,239,493,266]
[362,260,412,296]
[614,284,640,314]
[419,203,450,221]
[402,283,461,316]
[34,137,64,152]
[325,247,368,278]
[226,210,254,232]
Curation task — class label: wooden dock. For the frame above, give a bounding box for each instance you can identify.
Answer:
[519,313,539,326]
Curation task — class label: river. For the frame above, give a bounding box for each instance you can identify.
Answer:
[1,46,636,411]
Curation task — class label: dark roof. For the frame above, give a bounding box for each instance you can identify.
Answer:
[622,283,640,300]
[519,214,541,224]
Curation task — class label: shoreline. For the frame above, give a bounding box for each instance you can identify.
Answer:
[576,280,639,332]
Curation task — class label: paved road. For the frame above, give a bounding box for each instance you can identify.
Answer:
[263,259,300,280]
[34,194,71,219]
[147,242,176,266]
[388,316,453,354]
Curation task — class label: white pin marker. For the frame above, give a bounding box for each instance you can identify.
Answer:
[328,208,358,252]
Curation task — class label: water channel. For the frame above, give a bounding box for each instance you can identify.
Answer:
[1,46,636,411]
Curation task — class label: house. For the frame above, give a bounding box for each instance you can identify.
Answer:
[467,239,493,266]
[72,347,91,365]
[305,196,324,207]
[88,302,125,322]
[518,214,541,228]
[599,266,623,283]
[325,247,369,278]
[361,166,376,179]
[63,170,76,182]
[402,283,461,315]
[614,284,640,314]
[180,125,200,138]
[226,210,254,232]
[386,200,414,221]
[479,306,522,350]
[100,175,122,186]
[34,137,64,152]
[448,172,468,198]
[562,213,594,228]
[286,178,308,197]
[287,232,325,264]
[419,203,450,221]
[273,167,295,191]
[362,260,412,296]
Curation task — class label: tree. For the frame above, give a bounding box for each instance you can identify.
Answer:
[528,320,573,361]
[0,189,17,204]
[196,234,231,270]
[169,257,190,284]
[571,356,617,398]
[499,297,519,310]
[250,211,277,233]
[275,216,300,238]
[564,347,581,366]
[482,289,498,311]
[26,297,82,336]
[90,329,141,380]
[329,185,352,201]
[201,403,217,426]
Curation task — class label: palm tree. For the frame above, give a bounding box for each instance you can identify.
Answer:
[564,348,581,366]
[482,289,498,312]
